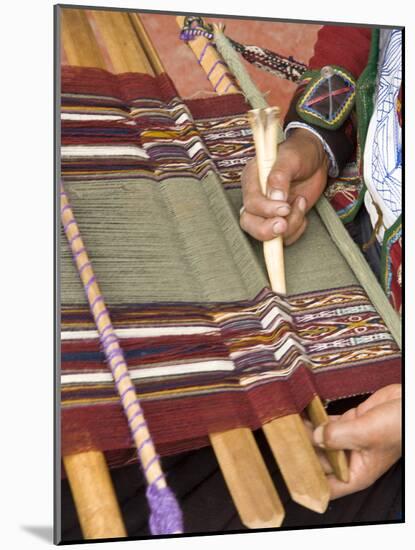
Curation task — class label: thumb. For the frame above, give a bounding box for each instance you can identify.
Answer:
[314,399,401,452]
[266,147,299,202]
[313,415,374,451]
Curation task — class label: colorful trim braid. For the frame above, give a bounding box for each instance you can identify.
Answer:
[228,38,307,83]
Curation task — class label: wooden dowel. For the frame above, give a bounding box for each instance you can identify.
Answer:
[307,396,349,482]
[263,416,330,513]
[210,429,285,528]
[61,8,106,69]
[63,451,127,539]
[248,108,286,294]
[128,13,165,76]
[91,10,155,74]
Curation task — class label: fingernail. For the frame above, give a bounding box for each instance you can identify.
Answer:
[276,205,290,216]
[268,189,287,201]
[272,221,284,235]
[313,425,326,448]
[297,196,307,213]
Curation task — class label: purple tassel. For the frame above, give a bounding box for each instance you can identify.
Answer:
[146,483,184,535]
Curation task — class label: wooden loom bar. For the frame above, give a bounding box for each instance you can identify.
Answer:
[90,10,155,74]
[61,7,127,539]
[61,8,106,69]
[63,451,126,539]
[307,396,349,482]
[61,7,284,533]
[128,13,165,76]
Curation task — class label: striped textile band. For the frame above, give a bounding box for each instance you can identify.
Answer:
[62,285,400,459]
[61,67,252,188]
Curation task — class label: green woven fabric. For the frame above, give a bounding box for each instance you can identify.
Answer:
[61,174,267,305]
[61,175,357,306]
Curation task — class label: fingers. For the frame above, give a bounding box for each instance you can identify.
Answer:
[266,144,302,200]
[325,472,371,500]
[240,210,288,241]
[283,196,308,245]
[303,418,335,476]
[239,192,308,243]
[242,159,291,218]
[354,384,402,415]
[325,448,395,500]
[313,417,370,452]
[240,133,326,244]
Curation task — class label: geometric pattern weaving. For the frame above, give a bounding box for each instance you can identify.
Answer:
[61,286,400,458]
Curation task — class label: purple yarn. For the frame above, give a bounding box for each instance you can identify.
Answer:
[146,482,183,535]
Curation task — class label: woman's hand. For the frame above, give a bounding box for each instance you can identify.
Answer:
[312,384,402,499]
[240,128,329,245]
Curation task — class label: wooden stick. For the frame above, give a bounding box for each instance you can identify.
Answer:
[63,451,127,539]
[61,8,106,68]
[248,108,286,293]
[248,108,330,513]
[90,10,155,74]
[262,416,329,512]
[60,8,127,539]
[307,397,349,482]
[128,13,165,76]
[210,429,284,528]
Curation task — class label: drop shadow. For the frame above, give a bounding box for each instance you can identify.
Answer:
[20,525,54,543]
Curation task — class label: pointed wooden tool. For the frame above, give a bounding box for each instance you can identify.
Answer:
[248,107,330,513]
[210,428,285,528]
[307,396,349,482]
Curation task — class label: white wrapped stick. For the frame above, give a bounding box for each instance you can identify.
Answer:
[248,107,286,294]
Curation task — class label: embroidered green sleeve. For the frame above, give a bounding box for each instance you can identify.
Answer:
[296,66,357,130]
